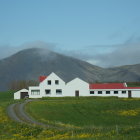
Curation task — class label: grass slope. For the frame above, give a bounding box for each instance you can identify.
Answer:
[1,91,140,140]
[26,97,140,127]
[25,97,140,139]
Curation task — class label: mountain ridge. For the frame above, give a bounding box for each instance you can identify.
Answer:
[0,48,140,91]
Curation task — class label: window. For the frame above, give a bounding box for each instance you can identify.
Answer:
[56,89,62,95]
[114,91,118,94]
[48,80,51,85]
[45,90,51,94]
[55,80,59,85]
[98,91,102,94]
[90,91,94,94]
[106,91,110,94]
[122,91,126,94]
[31,90,40,95]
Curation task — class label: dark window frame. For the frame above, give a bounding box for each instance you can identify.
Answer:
[55,80,59,85]
[45,89,51,94]
[114,91,118,94]
[31,90,40,95]
[98,91,102,94]
[56,89,62,95]
[106,91,110,94]
[48,80,51,85]
[122,91,126,94]
[90,91,94,94]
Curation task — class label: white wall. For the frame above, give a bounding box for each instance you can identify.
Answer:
[132,90,140,98]
[29,86,42,98]
[14,91,21,99]
[29,72,66,98]
[29,74,89,98]
[89,89,128,98]
[40,72,66,97]
[65,78,89,97]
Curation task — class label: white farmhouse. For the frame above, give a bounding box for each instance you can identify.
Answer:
[14,72,140,99]
[29,72,66,98]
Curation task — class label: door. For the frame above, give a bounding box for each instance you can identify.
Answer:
[20,92,29,99]
[75,90,79,97]
[128,90,132,98]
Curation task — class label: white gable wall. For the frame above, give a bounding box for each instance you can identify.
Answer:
[65,78,89,96]
[14,91,21,99]
[14,89,28,99]
[38,72,66,97]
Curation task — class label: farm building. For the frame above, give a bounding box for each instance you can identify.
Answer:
[14,72,140,99]
[14,89,29,99]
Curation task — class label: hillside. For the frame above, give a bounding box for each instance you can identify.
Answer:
[104,64,140,82]
[0,48,104,91]
[0,48,140,91]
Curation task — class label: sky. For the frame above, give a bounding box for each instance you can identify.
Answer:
[0,0,140,67]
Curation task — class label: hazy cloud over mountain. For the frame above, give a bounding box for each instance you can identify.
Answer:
[63,40,140,67]
[93,43,140,67]
[0,41,56,59]
[0,40,140,68]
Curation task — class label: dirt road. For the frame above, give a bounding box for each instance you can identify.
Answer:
[7,100,49,127]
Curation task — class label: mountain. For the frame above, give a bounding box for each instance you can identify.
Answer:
[0,48,105,91]
[104,64,140,82]
[0,48,140,91]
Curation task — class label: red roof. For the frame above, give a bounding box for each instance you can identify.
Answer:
[89,83,126,89]
[39,76,47,82]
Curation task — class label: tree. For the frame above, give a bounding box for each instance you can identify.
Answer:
[8,80,39,91]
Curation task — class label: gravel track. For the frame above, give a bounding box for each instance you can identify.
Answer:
[7,100,50,128]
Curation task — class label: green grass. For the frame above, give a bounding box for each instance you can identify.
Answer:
[127,82,140,87]
[26,97,140,127]
[25,97,140,139]
[0,91,43,140]
[1,91,140,139]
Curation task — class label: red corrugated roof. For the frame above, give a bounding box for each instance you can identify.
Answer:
[39,76,47,82]
[89,83,126,89]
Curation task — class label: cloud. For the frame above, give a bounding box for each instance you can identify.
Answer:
[94,43,140,67]
[20,41,56,50]
[63,41,140,68]
[62,44,122,60]
[0,40,140,68]
[0,41,56,59]
[125,35,140,44]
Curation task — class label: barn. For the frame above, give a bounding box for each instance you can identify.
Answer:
[89,83,140,98]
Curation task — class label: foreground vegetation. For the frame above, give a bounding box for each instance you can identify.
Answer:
[25,96,140,139]
[1,92,140,139]
[26,97,140,127]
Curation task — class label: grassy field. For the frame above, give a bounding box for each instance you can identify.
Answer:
[25,97,140,139]
[1,91,140,140]
[127,82,140,87]
[26,97,140,127]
